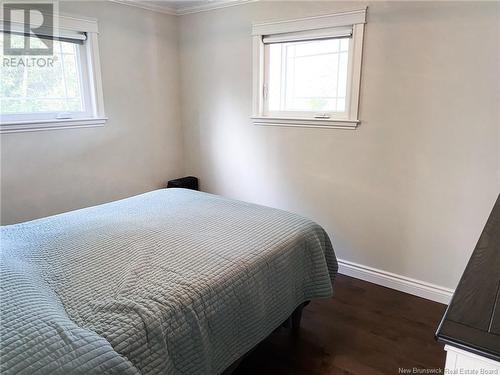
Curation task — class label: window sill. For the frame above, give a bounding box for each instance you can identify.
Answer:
[0,117,108,134]
[251,116,359,129]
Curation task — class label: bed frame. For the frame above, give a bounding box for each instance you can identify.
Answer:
[222,301,309,374]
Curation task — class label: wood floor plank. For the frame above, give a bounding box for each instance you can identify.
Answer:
[234,275,447,375]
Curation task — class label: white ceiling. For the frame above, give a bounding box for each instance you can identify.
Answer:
[111,0,255,15]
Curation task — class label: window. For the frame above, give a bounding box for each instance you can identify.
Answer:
[267,37,350,115]
[252,9,366,129]
[0,12,105,133]
[2,36,90,121]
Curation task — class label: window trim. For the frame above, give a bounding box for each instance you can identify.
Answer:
[0,117,107,133]
[251,8,366,130]
[0,12,106,133]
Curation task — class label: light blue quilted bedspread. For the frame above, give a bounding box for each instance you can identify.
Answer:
[0,189,337,375]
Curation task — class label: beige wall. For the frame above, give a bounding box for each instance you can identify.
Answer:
[1,1,184,224]
[1,1,498,291]
[178,1,500,289]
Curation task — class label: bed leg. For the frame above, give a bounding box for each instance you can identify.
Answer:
[291,301,309,332]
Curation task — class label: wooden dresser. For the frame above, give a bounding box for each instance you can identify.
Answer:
[436,194,500,371]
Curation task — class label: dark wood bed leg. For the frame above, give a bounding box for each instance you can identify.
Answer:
[223,301,311,374]
[291,301,310,332]
[291,305,303,331]
[281,317,291,328]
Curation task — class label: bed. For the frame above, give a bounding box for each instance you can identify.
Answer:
[0,188,337,375]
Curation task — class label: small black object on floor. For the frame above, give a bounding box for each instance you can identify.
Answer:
[167,176,199,191]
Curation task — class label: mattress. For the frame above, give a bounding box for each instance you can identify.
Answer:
[0,188,337,375]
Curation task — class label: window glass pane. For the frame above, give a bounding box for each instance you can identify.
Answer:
[0,34,84,115]
[338,52,349,97]
[337,98,345,112]
[267,37,350,113]
[28,36,47,49]
[340,38,349,52]
[61,41,75,54]
[294,39,339,56]
[9,34,25,49]
[268,43,283,111]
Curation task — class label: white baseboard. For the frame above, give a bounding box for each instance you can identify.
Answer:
[337,259,454,305]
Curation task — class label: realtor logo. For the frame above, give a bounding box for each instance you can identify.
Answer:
[2,2,54,55]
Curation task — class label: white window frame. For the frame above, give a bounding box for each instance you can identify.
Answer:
[251,8,366,129]
[0,13,106,133]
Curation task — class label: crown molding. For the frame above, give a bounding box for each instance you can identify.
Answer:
[109,1,177,15]
[176,0,257,15]
[109,0,257,16]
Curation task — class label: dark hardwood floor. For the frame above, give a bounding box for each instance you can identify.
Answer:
[234,275,447,375]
